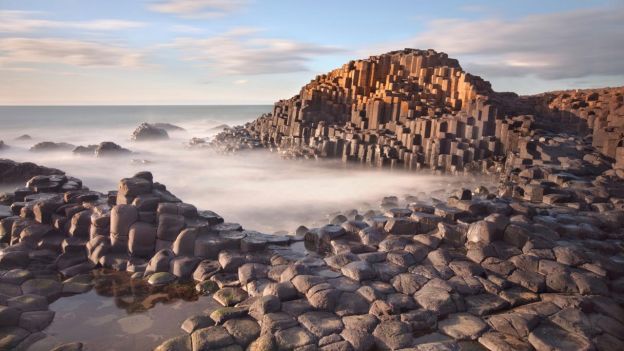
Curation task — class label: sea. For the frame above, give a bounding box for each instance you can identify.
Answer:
[0,105,489,233]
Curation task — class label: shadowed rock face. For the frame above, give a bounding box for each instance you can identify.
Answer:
[0,159,64,184]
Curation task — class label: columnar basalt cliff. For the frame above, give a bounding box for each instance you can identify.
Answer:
[216,49,624,174]
[239,49,535,172]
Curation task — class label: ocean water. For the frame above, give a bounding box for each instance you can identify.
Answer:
[0,105,493,232]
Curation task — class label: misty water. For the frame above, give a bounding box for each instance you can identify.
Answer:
[0,105,494,233]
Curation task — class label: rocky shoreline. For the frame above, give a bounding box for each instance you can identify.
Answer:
[0,48,623,351]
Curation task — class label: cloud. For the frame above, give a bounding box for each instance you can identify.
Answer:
[165,27,345,75]
[391,6,624,80]
[0,38,144,67]
[0,10,145,33]
[149,0,249,18]
[171,24,204,34]
[233,79,248,84]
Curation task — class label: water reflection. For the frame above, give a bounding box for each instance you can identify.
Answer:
[90,269,199,314]
[29,269,218,351]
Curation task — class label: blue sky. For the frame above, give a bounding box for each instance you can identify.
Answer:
[0,0,622,105]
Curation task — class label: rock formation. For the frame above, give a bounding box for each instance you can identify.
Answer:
[29,142,75,152]
[131,123,170,141]
[214,49,623,174]
[72,141,131,157]
[0,159,64,185]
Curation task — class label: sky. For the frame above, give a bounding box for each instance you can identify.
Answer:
[0,0,622,105]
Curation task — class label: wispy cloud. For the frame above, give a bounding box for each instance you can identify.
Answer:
[0,10,145,33]
[390,6,624,80]
[149,0,249,19]
[0,38,145,67]
[171,24,204,34]
[165,27,345,75]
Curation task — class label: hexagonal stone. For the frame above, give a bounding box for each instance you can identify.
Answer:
[261,312,298,333]
[414,286,456,316]
[7,294,48,312]
[438,313,488,341]
[210,307,248,325]
[20,278,62,300]
[191,326,234,350]
[0,269,32,285]
[342,314,378,334]
[0,306,20,327]
[335,292,369,317]
[275,326,316,351]
[464,293,509,316]
[341,261,375,282]
[154,335,191,351]
[372,320,413,350]
[478,331,533,351]
[18,310,55,331]
[487,312,540,338]
[528,322,593,351]
[181,314,214,333]
[0,326,29,350]
[213,287,247,307]
[298,311,344,338]
[223,318,260,347]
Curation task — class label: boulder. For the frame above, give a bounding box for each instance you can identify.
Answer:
[131,123,169,141]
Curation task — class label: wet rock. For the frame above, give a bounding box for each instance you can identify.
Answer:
[18,310,54,331]
[0,326,29,350]
[20,278,61,301]
[0,305,20,327]
[6,294,48,312]
[147,272,177,286]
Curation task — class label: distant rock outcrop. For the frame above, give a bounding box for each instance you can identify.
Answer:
[73,141,132,157]
[131,123,169,141]
[152,122,186,132]
[29,141,75,152]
